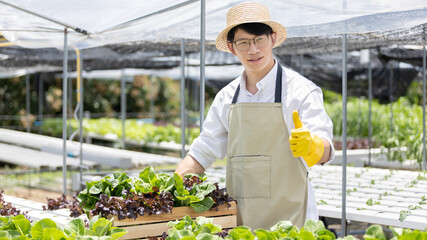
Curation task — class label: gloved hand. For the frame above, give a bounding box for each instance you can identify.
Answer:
[289,110,324,167]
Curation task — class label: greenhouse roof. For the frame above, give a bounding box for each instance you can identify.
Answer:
[0,0,426,51]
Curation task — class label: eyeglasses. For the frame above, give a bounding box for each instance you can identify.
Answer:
[233,35,269,51]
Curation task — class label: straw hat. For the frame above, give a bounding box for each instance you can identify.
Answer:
[215,2,287,53]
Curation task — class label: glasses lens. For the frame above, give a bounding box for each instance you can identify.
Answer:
[255,36,268,48]
[235,40,250,51]
[233,35,268,51]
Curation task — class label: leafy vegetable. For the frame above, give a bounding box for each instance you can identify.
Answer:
[162,216,427,240]
[0,214,126,240]
[77,171,132,213]
[43,194,84,217]
[134,167,174,194]
[90,191,173,220]
[167,216,222,240]
[173,173,215,212]
[76,168,234,219]
[0,191,27,218]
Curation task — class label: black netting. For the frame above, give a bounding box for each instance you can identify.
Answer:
[0,23,425,101]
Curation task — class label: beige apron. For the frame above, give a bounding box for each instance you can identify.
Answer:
[226,64,308,229]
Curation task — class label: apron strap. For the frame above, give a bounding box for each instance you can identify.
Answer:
[274,64,282,103]
[232,63,283,104]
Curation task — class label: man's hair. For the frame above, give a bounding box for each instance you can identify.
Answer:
[226,23,273,42]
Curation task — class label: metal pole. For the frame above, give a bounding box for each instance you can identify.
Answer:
[150,77,154,118]
[62,28,68,194]
[181,39,186,158]
[78,52,84,189]
[368,50,372,166]
[341,33,348,236]
[25,74,30,132]
[199,0,206,132]
[38,75,43,133]
[69,70,73,116]
[0,0,90,35]
[389,63,393,134]
[423,45,426,171]
[299,54,304,75]
[120,69,126,149]
[84,111,91,144]
[68,68,73,135]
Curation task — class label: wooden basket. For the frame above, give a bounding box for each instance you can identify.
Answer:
[112,201,237,239]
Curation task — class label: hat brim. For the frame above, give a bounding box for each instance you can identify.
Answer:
[215,20,287,53]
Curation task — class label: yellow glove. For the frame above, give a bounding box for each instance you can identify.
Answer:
[289,110,324,167]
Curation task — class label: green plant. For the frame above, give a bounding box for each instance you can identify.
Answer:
[324,90,427,166]
[364,224,427,239]
[76,168,233,218]
[77,171,132,213]
[134,167,174,194]
[173,173,215,212]
[41,118,200,144]
[166,215,222,240]
[0,214,127,240]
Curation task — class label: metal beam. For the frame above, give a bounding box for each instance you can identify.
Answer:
[0,0,89,35]
[100,0,198,33]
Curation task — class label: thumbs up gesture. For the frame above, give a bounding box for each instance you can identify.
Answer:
[289,110,324,167]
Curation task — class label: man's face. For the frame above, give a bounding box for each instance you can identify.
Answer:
[227,28,277,74]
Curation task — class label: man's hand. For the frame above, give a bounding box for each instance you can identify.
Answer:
[289,110,324,167]
[175,154,205,177]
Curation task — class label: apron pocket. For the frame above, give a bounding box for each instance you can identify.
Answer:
[229,155,271,198]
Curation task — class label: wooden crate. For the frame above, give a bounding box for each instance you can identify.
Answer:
[112,202,237,240]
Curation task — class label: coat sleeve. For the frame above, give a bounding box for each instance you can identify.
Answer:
[188,91,229,170]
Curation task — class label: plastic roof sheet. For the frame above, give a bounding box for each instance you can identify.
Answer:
[0,0,426,50]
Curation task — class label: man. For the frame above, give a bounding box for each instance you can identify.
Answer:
[175,2,334,229]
